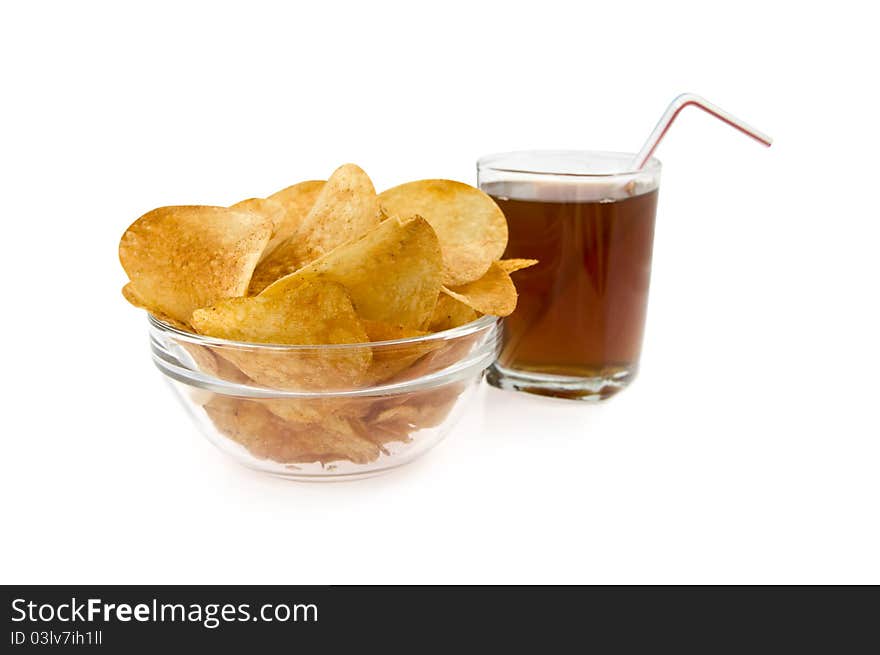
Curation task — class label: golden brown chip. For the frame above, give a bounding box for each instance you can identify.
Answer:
[356,383,465,445]
[298,164,380,259]
[442,262,517,316]
[265,180,325,257]
[209,350,252,383]
[409,383,467,428]
[121,283,193,331]
[179,342,223,377]
[496,258,539,275]
[192,277,366,345]
[373,404,421,427]
[351,413,412,448]
[378,179,507,286]
[262,215,442,330]
[360,320,439,385]
[250,165,379,293]
[258,395,371,425]
[205,396,380,465]
[360,320,428,343]
[177,342,252,385]
[258,398,326,424]
[119,205,272,325]
[384,326,487,385]
[231,197,286,240]
[428,292,479,332]
[191,278,371,390]
[372,425,414,447]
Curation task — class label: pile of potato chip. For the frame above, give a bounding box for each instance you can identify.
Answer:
[119,164,535,467]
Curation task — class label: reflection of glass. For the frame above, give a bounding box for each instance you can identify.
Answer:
[478,151,661,400]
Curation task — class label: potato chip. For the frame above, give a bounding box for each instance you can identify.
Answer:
[408,382,466,428]
[358,383,465,445]
[231,197,286,240]
[191,278,371,390]
[249,164,379,293]
[428,292,479,332]
[265,180,325,257]
[178,342,252,385]
[205,396,380,465]
[370,424,413,448]
[119,205,272,325]
[280,416,382,464]
[496,258,539,275]
[378,179,507,286]
[360,320,428,343]
[179,343,224,378]
[262,215,442,330]
[258,399,325,424]
[360,320,439,385]
[373,404,420,427]
[193,277,365,345]
[351,413,412,448]
[442,262,517,316]
[121,282,193,331]
[382,334,479,385]
[299,164,380,259]
[259,396,366,425]
[209,350,253,383]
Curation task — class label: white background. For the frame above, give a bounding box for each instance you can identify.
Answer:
[1,1,878,584]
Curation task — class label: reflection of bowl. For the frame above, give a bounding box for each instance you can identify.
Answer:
[149,315,500,480]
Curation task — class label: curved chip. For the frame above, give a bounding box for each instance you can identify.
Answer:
[121,282,193,331]
[205,396,380,465]
[428,292,479,332]
[265,179,325,257]
[119,205,272,325]
[231,197,286,241]
[178,343,250,385]
[258,396,370,425]
[360,320,428,343]
[250,164,379,293]
[496,258,539,275]
[378,179,507,286]
[191,278,371,390]
[299,164,380,261]
[262,215,442,330]
[359,320,439,385]
[442,261,518,317]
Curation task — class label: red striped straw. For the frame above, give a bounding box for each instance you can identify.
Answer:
[631,93,772,170]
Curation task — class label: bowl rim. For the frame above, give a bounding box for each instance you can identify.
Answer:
[148,313,499,351]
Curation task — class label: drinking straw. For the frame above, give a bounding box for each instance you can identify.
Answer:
[631,93,772,170]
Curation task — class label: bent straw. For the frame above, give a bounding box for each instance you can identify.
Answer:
[632,93,772,170]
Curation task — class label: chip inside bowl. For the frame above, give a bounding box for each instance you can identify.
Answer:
[378,179,508,286]
[428,292,479,332]
[191,277,372,390]
[119,164,535,475]
[205,396,381,465]
[230,197,286,244]
[250,164,380,293]
[265,179,325,256]
[119,205,272,325]
[262,215,443,331]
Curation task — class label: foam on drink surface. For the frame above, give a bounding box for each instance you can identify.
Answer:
[482,174,658,204]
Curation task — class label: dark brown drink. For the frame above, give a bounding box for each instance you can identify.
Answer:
[484,182,659,399]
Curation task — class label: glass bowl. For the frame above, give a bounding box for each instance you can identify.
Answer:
[148,314,500,481]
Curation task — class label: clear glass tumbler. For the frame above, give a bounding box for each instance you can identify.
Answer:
[478,150,661,400]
